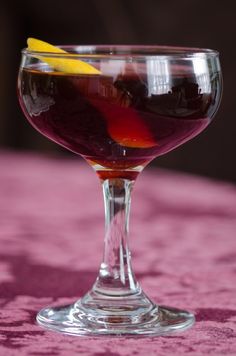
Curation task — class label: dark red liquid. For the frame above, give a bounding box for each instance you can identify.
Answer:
[18,66,220,179]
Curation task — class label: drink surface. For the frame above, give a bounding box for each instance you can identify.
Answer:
[19,65,220,179]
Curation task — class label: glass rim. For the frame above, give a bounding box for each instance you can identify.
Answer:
[22,44,219,59]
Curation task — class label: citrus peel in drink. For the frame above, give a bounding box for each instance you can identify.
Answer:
[27,38,101,75]
[90,99,156,148]
[26,38,155,149]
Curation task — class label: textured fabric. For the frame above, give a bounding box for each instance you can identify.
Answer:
[0,151,236,355]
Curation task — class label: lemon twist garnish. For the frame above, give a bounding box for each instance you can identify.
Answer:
[27,38,101,75]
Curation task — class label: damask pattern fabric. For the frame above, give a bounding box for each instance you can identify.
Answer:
[0,152,235,355]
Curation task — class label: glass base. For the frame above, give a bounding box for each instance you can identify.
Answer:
[36,300,195,337]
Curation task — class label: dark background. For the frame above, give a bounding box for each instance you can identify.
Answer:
[1,0,235,181]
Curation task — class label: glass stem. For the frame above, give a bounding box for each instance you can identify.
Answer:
[94,178,139,296]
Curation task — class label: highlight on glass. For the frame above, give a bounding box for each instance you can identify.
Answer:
[18,39,222,336]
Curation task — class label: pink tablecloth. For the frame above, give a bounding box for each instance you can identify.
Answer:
[0,151,236,355]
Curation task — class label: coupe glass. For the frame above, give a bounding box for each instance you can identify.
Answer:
[18,45,222,336]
